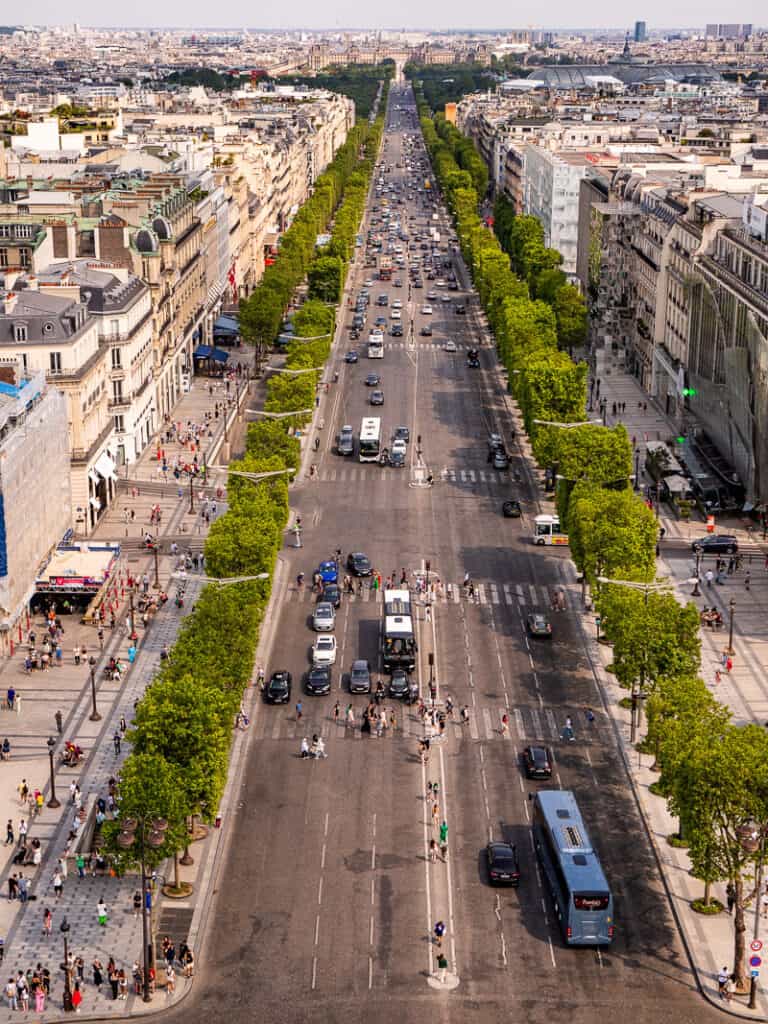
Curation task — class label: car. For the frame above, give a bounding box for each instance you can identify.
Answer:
[393,426,410,443]
[413,279,423,288]
[427,290,438,300]
[421,305,433,315]
[388,668,411,698]
[449,281,460,291]
[317,560,339,584]
[391,323,404,337]
[349,328,360,340]
[377,293,389,306]
[364,278,373,287]
[491,449,509,470]
[527,612,552,638]
[350,659,372,694]
[347,552,372,576]
[391,439,407,457]
[374,316,387,327]
[392,299,403,309]
[420,324,433,336]
[312,634,337,667]
[444,340,457,352]
[393,278,403,287]
[502,499,522,518]
[488,433,505,453]
[467,355,480,368]
[322,582,341,608]
[441,294,451,303]
[336,425,355,457]
[370,390,384,406]
[264,670,292,704]
[391,309,402,320]
[486,841,521,887]
[305,665,332,696]
[692,534,739,555]
[389,449,406,468]
[522,745,553,780]
[455,304,466,314]
[312,602,336,632]
[365,373,381,387]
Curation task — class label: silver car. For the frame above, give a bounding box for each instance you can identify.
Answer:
[312,602,335,632]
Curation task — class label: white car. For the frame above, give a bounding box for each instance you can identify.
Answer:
[421,305,433,315]
[441,294,451,303]
[444,340,458,352]
[312,634,337,666]
[391,309,402,320]
[392,300,403,309]
[391,439,407,457]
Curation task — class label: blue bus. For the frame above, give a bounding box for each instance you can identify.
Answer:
[532,790,614,946]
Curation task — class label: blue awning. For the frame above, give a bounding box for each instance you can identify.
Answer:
[213,315,239,334]
[193,345,212,359]
[210,347,230,363]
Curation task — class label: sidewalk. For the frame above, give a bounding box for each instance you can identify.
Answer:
[578,351,768,1018]
[0,371,250,1018]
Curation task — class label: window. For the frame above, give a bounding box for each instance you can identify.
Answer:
[112,382,123,404]
[0,250,7,268]
[49,352,62,373]
[13,324,27,342]
[110,319,120,338]
[16,224,33,239]
[111,348,122,369]
[113,415,125,433]
[19,248,30,267]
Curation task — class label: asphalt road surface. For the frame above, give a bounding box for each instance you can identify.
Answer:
[174,83,721,1024]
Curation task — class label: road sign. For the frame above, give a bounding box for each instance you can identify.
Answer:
[750,955,762,968]
[752,940,763,953]
[752,969,760,978]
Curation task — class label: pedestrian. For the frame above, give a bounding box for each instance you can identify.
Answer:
[5,977,17,1010]
[440,840,449,861]
[72,981,83,1012]
[705,569,714,587]
[113,731,121,755]
[300,737,310,759]
[745,570,751,591]
[345,704,355,728]
[133,890,142,918]
[500,712,509,736]
[97,896,108,926]
[429,838,438,862]
[18,778,28,805]
[76,854,85,879]
[118,969,128,1000]
[726,656,733,674]
[333,701,340,724]
[460,705,470,725]
[296,701,303,721]
[761,885,768,919]
[53,870,63,898]
[437,953,448,983]
[434,920,446,948]
[562,716,575,742]
[42,907,52,937]
[119,715,127,735]
[725,882,736,914]
[165,963,175,995]
[432,802,440,826]
[92,959,103,989]
[724,975,735,1002]
[4,820,12,846]
[439,820,448,845]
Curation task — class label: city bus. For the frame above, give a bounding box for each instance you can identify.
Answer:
[381,589,417,671]
[367,331,384,359]
[359,417,382,463]
[532,790,614,946]
[533,514,569,546]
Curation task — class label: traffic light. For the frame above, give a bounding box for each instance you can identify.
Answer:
[675,436,686,445]
[682,387,697,397]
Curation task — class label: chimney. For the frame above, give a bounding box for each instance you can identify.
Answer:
[3,293,17,315]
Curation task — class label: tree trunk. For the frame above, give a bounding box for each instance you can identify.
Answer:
[173,851,180,891]
[703,879,711,906]
[734,878,748,990]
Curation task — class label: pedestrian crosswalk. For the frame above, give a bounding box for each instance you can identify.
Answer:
[317,465,509,484]
[288,581,573,610]
[382,341,482,351]
[250,703,601,746]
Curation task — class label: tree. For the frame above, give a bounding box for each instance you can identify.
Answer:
[308,255,343,304]
[553,283,588,352]
[568,485,657,586]
[596,587,701,693]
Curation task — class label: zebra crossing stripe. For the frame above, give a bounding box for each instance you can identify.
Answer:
[482,707,493,739]
[513,708,524,739]
[528,584,538,606]
[545,709,559,739]
[475,584,486,605]
[489,584,500,605]
[468,715,479,740]
[516,584,525,605]
[531,708,542,738]
[503,584,514,605]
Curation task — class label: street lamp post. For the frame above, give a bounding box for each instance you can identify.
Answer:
[47,736,60,809]
[739,822,767,1008]
[88,663,101,722]
[727,598,736,656]
[60,918,73,1011]
[117,817,168,1003]
[692,551,702,596]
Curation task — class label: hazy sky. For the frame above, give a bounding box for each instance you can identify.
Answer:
[14,0,764,30]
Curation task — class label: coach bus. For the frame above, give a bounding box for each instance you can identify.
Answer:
[359,417,382,463]
[532,790,614,946]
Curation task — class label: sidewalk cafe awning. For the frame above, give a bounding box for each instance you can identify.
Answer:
[213,315,239,335]
[210,347,230,363]
[193,345,212,359]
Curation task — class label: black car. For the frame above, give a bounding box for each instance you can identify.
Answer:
[388,668,410,698]
[264,670,292,704]
[486,842,521,887]
[455,304,466,314]
[347,552,372,576]
[305,665,332,696]
[692,534,739,555]
[349,659,371,694]
[502,500,522,518]
[522,745,553,779]
[391,324,404,337]
[322,582,341,608]
[365,373,381,387]
[349,328,360,340]
[420,324,432,336]
[393,426,410,443]
[467,355,480,368]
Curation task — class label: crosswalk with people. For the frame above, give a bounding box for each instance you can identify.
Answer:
[288,580,574,610]
[251,702,603,746]
[316,465,512,484]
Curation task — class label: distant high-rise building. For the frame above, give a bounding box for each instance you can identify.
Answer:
[634,20,647,42]
[705,23,752,39]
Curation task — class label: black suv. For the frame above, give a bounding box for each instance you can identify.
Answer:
[264,670,292,704]
[691,535,739,555]
[347,552,372,576]
[522,745,553,779]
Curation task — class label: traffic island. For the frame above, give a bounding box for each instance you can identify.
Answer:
[427,969,460,991]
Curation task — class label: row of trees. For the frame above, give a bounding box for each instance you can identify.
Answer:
[238,102,384,365]
[420,103,767,991]
[405,63,497,110]
[278,64,395,119]
[102,101,387,889]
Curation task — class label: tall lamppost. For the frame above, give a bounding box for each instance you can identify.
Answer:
[117,817,168,1003]
[738,821,767,1008]
[60,918,73,1011]
[88,662,101,722]
[727,598,736,657]
[46,736,60,809]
